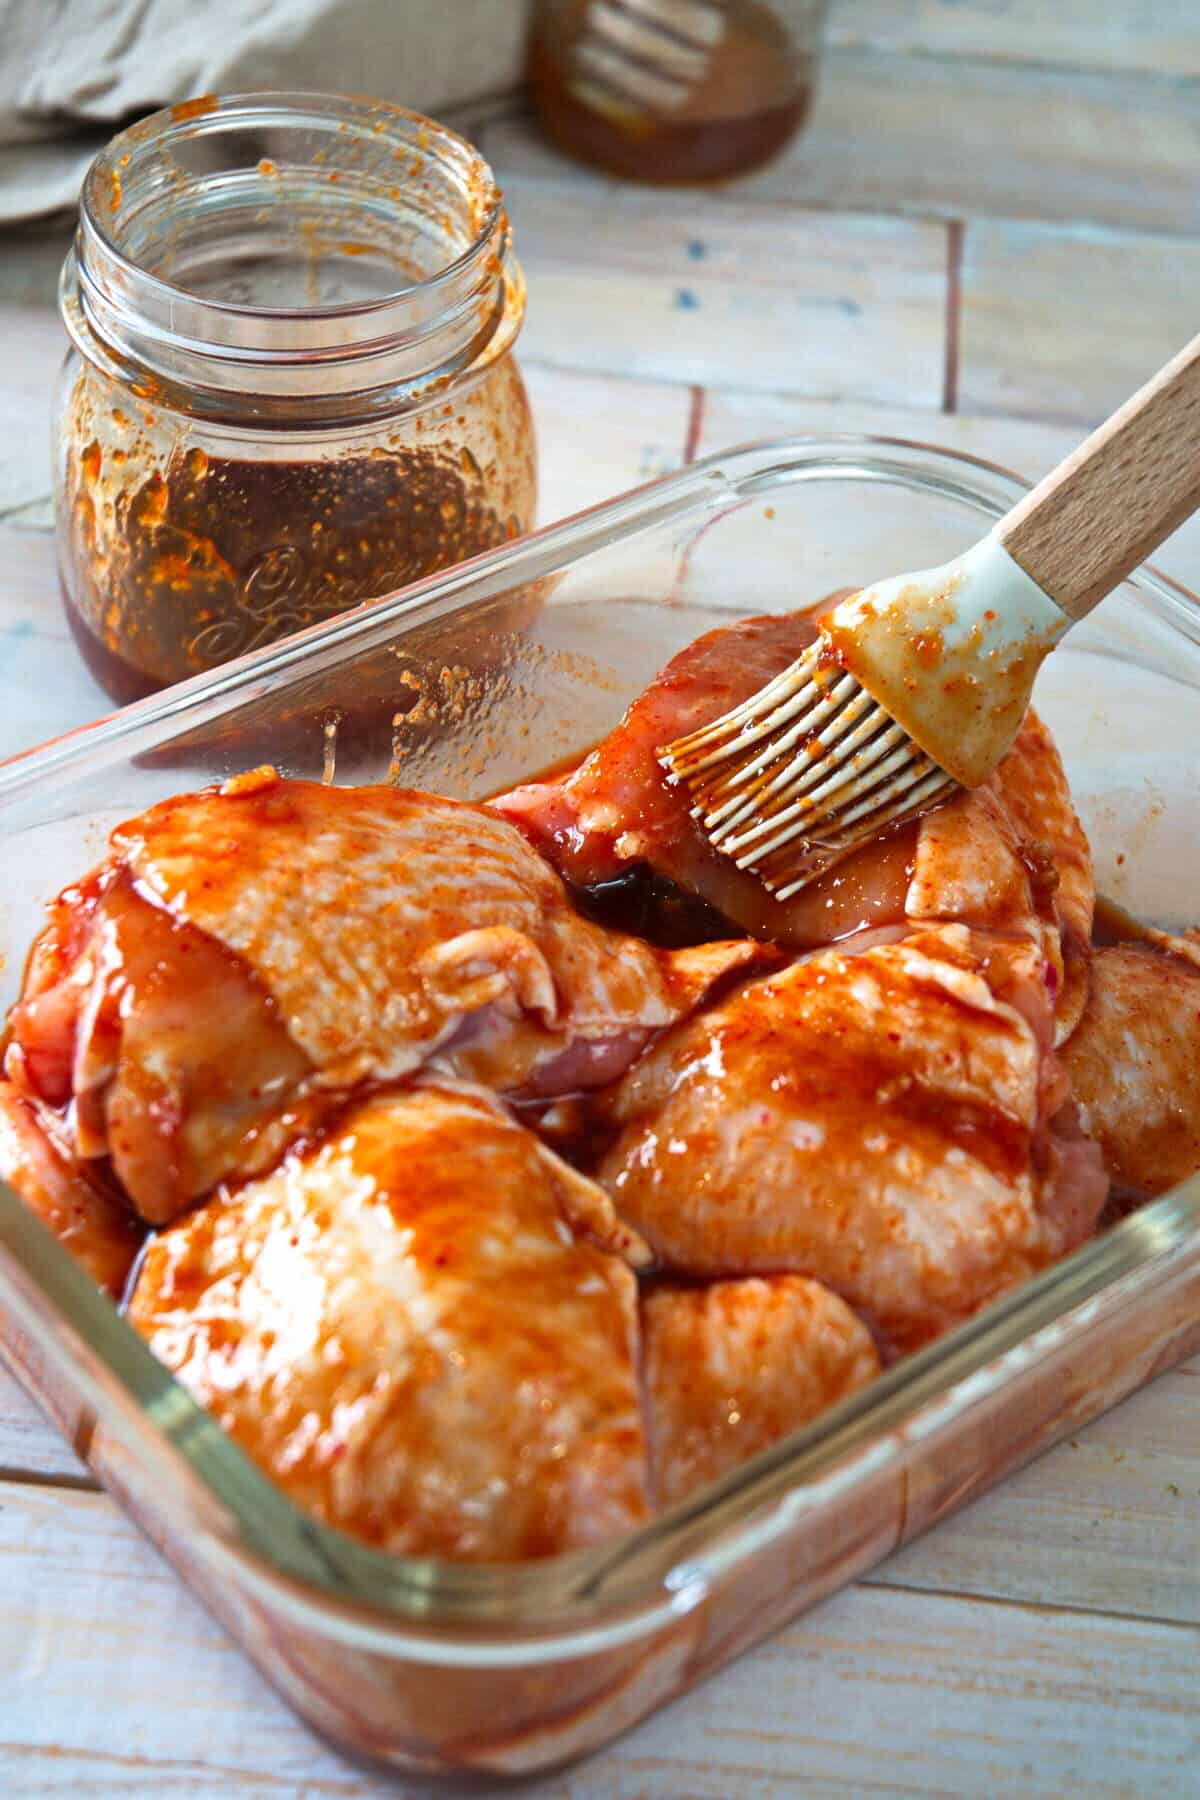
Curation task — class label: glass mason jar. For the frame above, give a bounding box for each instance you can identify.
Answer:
[528,0,830,184]
[55,93,536,703]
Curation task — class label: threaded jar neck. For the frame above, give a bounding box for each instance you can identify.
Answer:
[60,92,525,427]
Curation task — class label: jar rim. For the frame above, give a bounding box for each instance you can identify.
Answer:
[62,92,525,425]
[78,91,506,321]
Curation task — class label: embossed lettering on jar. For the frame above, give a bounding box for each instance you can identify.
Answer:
[55,93,536,701]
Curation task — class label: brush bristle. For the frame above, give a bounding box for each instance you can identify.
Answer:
[658,644,957,898]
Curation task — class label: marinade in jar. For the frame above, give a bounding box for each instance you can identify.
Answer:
[59,360,536,701]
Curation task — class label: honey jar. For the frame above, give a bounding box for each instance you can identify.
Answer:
[528,0,829,184]
[55,93,536,702]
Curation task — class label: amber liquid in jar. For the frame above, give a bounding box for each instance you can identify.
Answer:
[59,363,535,702]
[529,0,815,184]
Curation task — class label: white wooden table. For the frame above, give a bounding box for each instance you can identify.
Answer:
[1,5,1198,1794]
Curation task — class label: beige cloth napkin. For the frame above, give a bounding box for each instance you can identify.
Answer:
[0,0,528,222]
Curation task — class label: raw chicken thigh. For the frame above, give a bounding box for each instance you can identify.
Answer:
[0,1082,142,1298]
[910,708,1094,1041]
[129,1085,651,1559]
[1,595,1184,1567]
[128,1082,886,1552]
[7,866,314,1227]
[598,926,1106,1352]
[6,771,761,1223]
[492,610,919,948]
[643,1276,881,1506]
[1062,938,1200,1198]
[492,608,1095,1043]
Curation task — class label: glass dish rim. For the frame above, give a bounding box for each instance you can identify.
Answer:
[2,431,1199,1656]
[5,430,1198,792]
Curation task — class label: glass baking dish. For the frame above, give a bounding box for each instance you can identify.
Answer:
[1,436,1198,1780]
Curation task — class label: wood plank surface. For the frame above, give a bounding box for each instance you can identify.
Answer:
[525,362,691,526]
[0,1367,91,1482]
[776,52,1200,235]
[0,307,63,519]
[0,527,108,764]
[872,1364,1200,1624]
[957,219,1200,426]
[1,6,1199,1792]
[479,49,1200,238]
[830,0,1200,79]
[2,1480,1197,1798]
[506,178,948,405]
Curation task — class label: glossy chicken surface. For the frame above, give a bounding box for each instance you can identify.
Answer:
[6,771,762,1223]
[0,1081,142,1298]
[643,1276,881,1506]
[7,867,315,1225]
[492,604,1092,1013]
[1,602,1194,1565]
[599,925,1106,1352]
[129,1085,650,1559]
[1062,941,1200,1198]
[910,708,1094,1042]
[492,609,920,948]
[112,774,753,1091]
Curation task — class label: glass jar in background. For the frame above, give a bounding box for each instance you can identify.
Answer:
[55,93,536,703]
[528,0,829,184]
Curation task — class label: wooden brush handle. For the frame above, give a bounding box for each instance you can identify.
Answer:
[996,332,1200,621]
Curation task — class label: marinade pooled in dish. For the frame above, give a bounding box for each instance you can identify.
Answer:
[3,608,1197,1559]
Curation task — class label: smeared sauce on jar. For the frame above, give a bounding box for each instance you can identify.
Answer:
[60,401,532,701]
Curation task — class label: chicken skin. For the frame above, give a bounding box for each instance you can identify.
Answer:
[129,1085,651,1560]
[7,866,315,1227]
[492,607,1093,1045]
[910,708,1094,1042]
[1,596,1177,1567]
[643,1276,881,1507]
[127,1079,889,1548]
[599,925,1107,1352]
[6,772,762,1223]
[0,1081,142,1298]
[1061,941,1200,1198]
[492,610,920,949]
